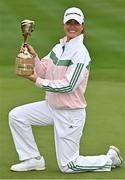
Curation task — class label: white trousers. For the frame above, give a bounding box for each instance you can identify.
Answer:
[9,101,112,172]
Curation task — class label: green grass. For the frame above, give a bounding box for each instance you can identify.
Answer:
[0,0,125,179]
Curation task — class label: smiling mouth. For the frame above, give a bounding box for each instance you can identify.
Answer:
[69,30,76,33]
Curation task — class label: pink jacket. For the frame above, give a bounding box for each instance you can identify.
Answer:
[35,34,91,109]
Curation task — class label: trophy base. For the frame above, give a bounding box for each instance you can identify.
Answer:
[16,57,34,76]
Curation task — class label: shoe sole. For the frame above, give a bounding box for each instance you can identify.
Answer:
[10,166,46,172]
[109,145,123,166]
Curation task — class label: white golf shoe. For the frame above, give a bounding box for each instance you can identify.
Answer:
[10,156,45,171]
[107,145,123,168]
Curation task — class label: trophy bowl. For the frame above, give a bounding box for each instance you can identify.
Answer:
[21,19,35,44]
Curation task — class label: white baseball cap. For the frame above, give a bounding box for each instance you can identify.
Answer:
[63,7,84,24]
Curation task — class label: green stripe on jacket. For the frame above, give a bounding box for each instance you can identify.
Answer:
[43,63,84,93]
[50,51,73,66]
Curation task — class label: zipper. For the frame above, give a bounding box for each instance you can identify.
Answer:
[56,45,65,65]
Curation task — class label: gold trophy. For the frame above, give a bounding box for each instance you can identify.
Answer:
[16,20,35,76]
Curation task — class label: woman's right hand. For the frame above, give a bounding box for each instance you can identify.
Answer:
[20,44,37,57]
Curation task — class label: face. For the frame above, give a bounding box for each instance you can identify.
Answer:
[64,19,84,41]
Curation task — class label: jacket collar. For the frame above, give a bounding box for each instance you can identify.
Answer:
[60,34,84,47]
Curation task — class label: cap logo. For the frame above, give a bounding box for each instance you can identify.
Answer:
[65,12,81,17]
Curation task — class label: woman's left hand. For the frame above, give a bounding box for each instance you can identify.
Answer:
[23,69,38,82]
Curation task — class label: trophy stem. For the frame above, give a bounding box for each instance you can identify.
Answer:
[23,34,28,45]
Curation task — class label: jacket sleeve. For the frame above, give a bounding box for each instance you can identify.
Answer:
[34,54,50,79]
[35,61,90,93]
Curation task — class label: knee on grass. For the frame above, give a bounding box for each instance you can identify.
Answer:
[9,107,24,125]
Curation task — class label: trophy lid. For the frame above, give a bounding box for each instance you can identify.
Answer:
[21,19,35,35]
[21,19,35,26]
